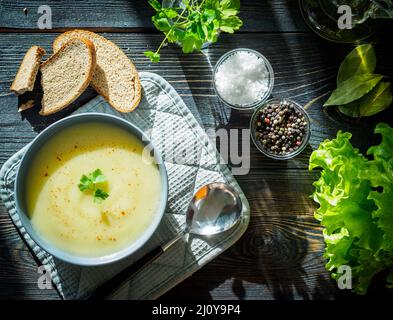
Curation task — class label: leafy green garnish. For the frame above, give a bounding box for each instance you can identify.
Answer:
[145,0,243,62]
[324,44,392,118]
[144,50,161,62]
[309,123,393,294]
[94,189,109,203]
[78,169,109,203]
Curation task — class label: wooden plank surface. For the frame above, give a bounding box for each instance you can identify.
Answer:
[1,32,392,151]
[0,2,393,300]
[0,0,307,32]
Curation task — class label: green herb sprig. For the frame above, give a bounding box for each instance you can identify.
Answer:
[324,44,392,118]
[144,0,243,62]
[78,169,109,203]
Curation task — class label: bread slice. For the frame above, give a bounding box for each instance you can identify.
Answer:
[10,46,46,95]
[40,37,96,116]
[53,30,141,113]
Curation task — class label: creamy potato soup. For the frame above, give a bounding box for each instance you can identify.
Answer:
[26,122,162,257]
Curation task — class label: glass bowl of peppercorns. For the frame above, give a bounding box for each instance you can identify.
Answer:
[250,98,311,160]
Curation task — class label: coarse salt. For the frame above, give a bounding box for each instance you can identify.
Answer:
[214,50,270,106]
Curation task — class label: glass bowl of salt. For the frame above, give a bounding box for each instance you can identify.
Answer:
[213,48,274,110]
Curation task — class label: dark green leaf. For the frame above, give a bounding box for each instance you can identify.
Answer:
[188,11,199,21]
[220,15,243,33]
[144,51,161,62]
[202,9,216,23]
[220,25,234,33]
[94,189,109,203]
[188,20,199,35]
[173,28,186,40]
[221,8,238,16]
[148,0,162,11]
[193,39,204,52]
[213,18,220,29]
[78,175,91,191]
[196,22,207,40]
[220,0,240,10]
[339,82,393,117]
[162,8,179,19]
[152,15,171,32]
[205,0,220,9]
[180,33,203,53]
[201,23,209,39]
[205,22,219,42]
[181,36,196,53]
[324,74,383,106]
[90,169,106,184]
[337,44,376,85]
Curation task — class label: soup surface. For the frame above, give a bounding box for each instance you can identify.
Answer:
[26,122,162,257]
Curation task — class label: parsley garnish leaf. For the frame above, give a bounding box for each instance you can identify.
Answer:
[90,169,106,184]
[78,174,92,191]
[94,189,109,203]
[78,169,109,203]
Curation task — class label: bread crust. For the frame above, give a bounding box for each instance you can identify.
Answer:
[10,46,46,95]
[39,37,96,116]
[53,30,142,113]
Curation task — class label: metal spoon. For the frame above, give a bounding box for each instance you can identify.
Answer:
[83,182,243,300]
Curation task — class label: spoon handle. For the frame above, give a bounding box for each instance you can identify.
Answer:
[81,233,184,300]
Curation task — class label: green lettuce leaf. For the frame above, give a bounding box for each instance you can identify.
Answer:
[309,123,393,294]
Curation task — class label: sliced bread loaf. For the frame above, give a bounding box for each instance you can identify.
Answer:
[40,38,96,116]
[53,30,141,113]
[11,46,46,95]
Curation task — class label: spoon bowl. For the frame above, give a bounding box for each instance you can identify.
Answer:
[186,182,243,236]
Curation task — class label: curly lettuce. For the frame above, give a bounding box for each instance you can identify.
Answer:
[309,123,393,294]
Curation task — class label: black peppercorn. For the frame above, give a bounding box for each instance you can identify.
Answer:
[253,100,308,157]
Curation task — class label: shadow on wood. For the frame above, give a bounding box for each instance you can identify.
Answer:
[18,70,99,132]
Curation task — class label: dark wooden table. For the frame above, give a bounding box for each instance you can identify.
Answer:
[0,0,392,300]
